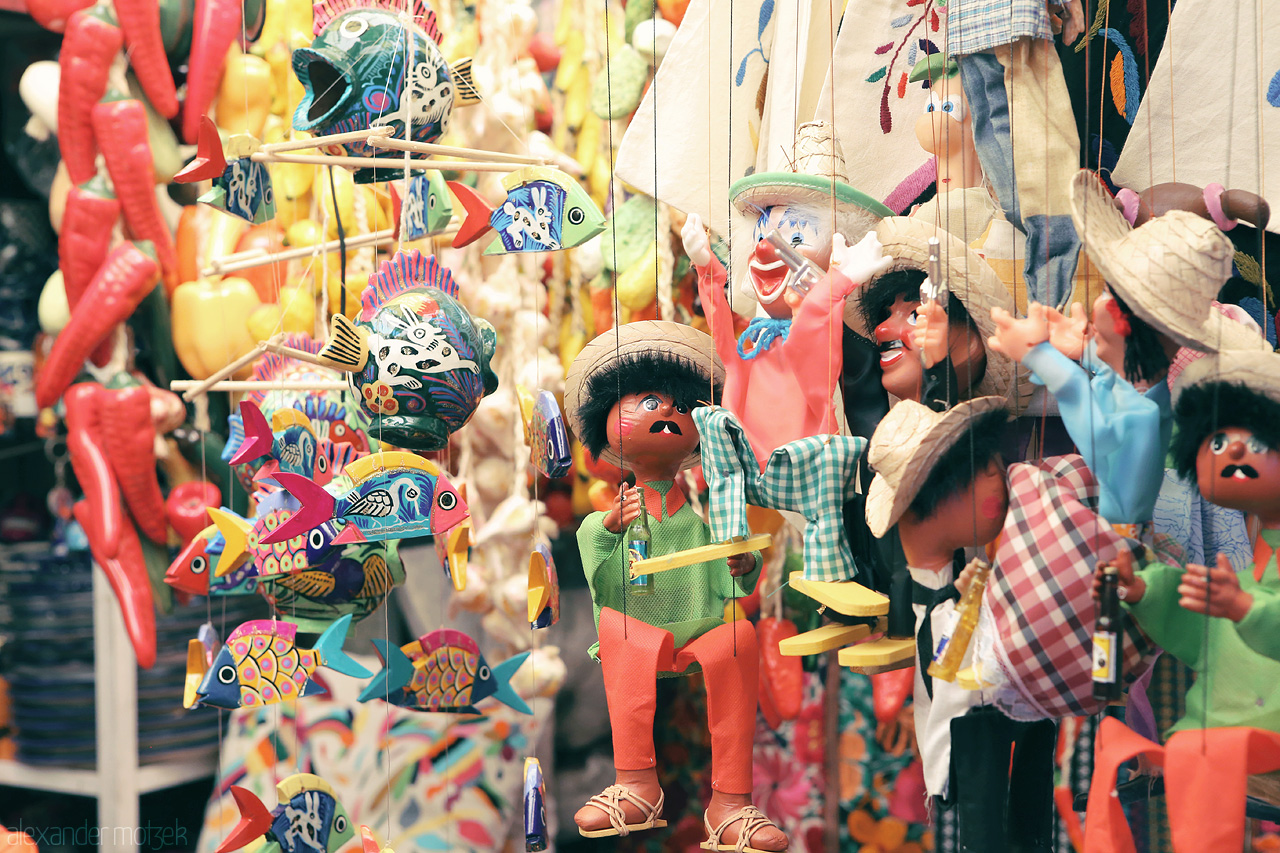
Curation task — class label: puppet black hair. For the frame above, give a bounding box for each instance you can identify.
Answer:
[1170,381,1280,480]
[1111,289,1173,385]
[860,270,978,338]
[578,351,720,460]
[907,409,1008,522]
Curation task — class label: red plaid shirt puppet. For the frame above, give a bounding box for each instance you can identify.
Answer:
[986,454,1159,719]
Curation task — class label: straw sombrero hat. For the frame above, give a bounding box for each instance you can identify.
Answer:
[1172,349,1280,408]
[845,216,1027,408]
[865,396,1010,538]
[730,121,893,242]
[1070,170,1270,354]
[563,320,724,470]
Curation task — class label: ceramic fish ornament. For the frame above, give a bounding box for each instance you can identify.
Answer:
[175,119,276,223]
[217,774,356,853]
[524,758,548,852]
[449,167,606,254]
[433,483,472,592]
[292,1,478,183]
[518,387,572,478]
[164,524,261,598]
[358,628,532,714]
[527,542,560,629]
[264,451,469,545]
[359,826,395,853]
[194,615,371,709]
[395,171,454,241]
[316,250,498,449]
[183,623,221,709]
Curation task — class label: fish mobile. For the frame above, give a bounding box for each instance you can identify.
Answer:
[317,250,498,450]
[524,758,548,852]
[527,542,560,630]
[434,481,473,592]
[218,774,356,853]
[393,171,455,241]
[189,615,372,710]
[449,167,607,254]
[265,450,470,546]
[229,400,361,488]
[358,628,532,715]
[518,386,572,479]
[174,118,275,224]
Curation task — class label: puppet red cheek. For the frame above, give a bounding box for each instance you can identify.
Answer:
[616,414,638,438]
[980,495,1004,520]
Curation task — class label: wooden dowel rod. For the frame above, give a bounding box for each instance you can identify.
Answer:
[259,127,393,154]
[179,343,267,402]
[261,341,351,371]
[171,380,350,392]
[250,151,528,173]
[368,134,545,165]
[205,229,397,276]
[628,534,773,578]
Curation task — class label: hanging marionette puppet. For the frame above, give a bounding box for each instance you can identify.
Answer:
[862,394,1158,852]
[1086,349,1280,853]
[944,0,1086,309]
[562,321,788,852]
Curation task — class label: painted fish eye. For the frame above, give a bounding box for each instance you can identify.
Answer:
[1209,432,1230,454]
[405,487,419,500]
[567,207,585,226]
[191,556,207,574]
[317,456,329,473]
[334,817,347,833]
[340,16,368,37]
[479,665,490,680]
[438,491,457,511]
[428,194,437,209]
[218,665,237,684]
[309,529,326,549]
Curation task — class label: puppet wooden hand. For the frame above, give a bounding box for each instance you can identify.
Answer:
[1046,302,1088,361]
[911,301,950,369]
[1178,553,1253,622]
[681,212,712,267]
[829,231,893,283]
[727,551,757,577]
[1093,548,1145,604]
[988,304,1050,363]
[603,485,644,534]
[953,557,987,596]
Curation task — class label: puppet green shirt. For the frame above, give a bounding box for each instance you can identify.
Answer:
[1125,528,1280,736]
[577,480,760,662]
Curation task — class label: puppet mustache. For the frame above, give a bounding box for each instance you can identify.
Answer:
[649,421,683,435]
[1222,464,1259,479]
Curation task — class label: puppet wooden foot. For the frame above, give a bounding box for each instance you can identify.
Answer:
[838,637,916,674]
[779,623,873,656]
[701,797,789,852]
[788,571,889,617]
[575,780,667,838]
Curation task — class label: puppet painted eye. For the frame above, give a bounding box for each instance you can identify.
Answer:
[642,395,661,411]
[1209,432,1230,454]
[925,92,942,113]
[1247,436,1269,454]
[942,95,966,120]
[907,310,919,327]
[191,556,207,575]
[674,402,689,415]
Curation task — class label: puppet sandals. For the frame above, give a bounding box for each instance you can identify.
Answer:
[700,805,788,852]
[577,784,667,838]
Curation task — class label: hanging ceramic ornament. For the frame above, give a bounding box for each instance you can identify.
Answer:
[291,0,478,183]
[217,774,357,853]
[448,167,606,253]
[434,482,473,592]
[527,542,560,629]
[524,757,548,851]
[394,171,455,241]
[208,504,316,579]
[358,628,532,714]
[192,615,372,710]
[316,249,499,450]
[518,386,572,478]
[263,537,405,631]
[264,451,470,545]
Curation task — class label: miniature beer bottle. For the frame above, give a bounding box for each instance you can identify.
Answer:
[626,500,653,595]
[1092,563,1123,702]
[928,559,991,682]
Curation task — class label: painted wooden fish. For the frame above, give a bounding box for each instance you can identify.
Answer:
[524,758,548,852]
[217,774,356,853]
[230,400,361,488]
[194,615,370,710]
[527,543,560,630]
[394,171,454,240]
[449,167,606,254]
[316,250,498,449]
[357,628,531,714]
[263,540,405,631]
[175,119,276,224]
[433,483,472,592]
[264,451,470,546]
[209,505,315,579]
[164,524,261,598]
[291,1,478,183]
[518,387,572,479]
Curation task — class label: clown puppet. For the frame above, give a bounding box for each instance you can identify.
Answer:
[563,320,787,852]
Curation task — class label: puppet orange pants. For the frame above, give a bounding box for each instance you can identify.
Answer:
[598,607,757,794]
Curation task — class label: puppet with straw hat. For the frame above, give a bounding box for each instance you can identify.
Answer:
[563,320,789,852]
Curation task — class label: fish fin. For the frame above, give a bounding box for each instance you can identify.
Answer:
[215,787,273,853]
[364,249,459,311]
[318,314,369,371]
[527,549,551,623]
[251,460,282,487]
[271,407,312,432]
[183,639,207,710]
[314,614,373,678]
[277,773,335,800]
[360,826,383,853]
[333,523,367,544]
[207,508,252,576]
[222,413,245,462]
[450,58,480,106]
[301,677,328,697]
[488,651,533,715]
[175,116,227,183]
[228,401,273,465]
[448,181,495,248]
[358,638,415,702]
[259,473,337,544]
[312,0,436,36]
[274,569,336,598]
